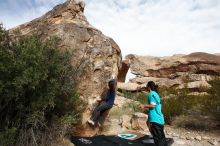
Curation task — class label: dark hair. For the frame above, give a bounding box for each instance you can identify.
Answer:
[147,81,159,93]
[108,79,116,91]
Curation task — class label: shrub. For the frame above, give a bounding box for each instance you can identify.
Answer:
[120,81,220,129]
[161,80,220,128]
[0,24,84,146]
[121,90,146,105]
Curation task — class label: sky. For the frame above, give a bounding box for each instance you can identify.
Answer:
[0,0,220,57]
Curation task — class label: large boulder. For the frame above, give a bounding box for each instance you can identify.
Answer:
[126,52,220,78]
[117,82,144,92]
[9,0,122,136]
[120,113,148,131]
[121,115,132,129]
[113,95,134,108]
[118,59,130,82]
[131,112,148,131]
[178,81,212,89]
[125,52,220,89]
[130,77,183,88]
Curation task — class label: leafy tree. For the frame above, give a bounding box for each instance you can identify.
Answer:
[0,24,84,146]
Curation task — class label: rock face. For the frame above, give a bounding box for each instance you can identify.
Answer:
[10,0,122,136]
[117,82,144,91]
[130,112,148,131]
[118,60,130,82]
[127,53,220,77]
[178,81,212,89]
[121,52,220,90]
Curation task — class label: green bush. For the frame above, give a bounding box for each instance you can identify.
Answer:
[161,81,220,128]
[0,24,84,146]
[121,90,146,105]
[119,91,147,113]
[120,81,220,129]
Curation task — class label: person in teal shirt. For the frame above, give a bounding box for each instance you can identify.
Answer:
[142,81,167,146]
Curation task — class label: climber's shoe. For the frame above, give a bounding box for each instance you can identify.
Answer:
[97,122,102,127]
[87,119,95,126]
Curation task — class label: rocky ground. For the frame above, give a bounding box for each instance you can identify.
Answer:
[100,117,220,146]
[165,126,220,146]
[97,95,220,146]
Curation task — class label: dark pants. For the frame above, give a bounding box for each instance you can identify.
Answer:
[90,102,112,123]
[150,122,168,146]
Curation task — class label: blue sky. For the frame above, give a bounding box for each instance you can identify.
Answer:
[0,0,220,57]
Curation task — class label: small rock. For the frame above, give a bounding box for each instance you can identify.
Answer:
[195,135,202,141]
[121,115,132,129]
[180,136,186,140]
[174,140,186,145]
[172,133,179,137]
[208,140,218,145]
[186,136,194,140]
[166,131,172,135]
[202,136,210,140]
[131,112,148,131]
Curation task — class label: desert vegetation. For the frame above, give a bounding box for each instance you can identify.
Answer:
[120,79,220,130]
[0,24,85,146]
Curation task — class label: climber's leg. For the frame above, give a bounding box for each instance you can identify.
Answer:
[89,103,112,125]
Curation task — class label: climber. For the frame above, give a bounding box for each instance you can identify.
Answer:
[141,81,168,146]
[87,79,116,126]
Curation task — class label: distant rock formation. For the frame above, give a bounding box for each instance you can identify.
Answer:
[118,52,220,91]
[118,60,130,82]
[10,0,122,136]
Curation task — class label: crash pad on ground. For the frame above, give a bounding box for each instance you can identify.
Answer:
[71,135,174,146]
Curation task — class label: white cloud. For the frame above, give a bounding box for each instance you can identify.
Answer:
[84,0,220,57]
[0,0,219,57]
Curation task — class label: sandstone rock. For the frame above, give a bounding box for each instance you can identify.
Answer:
[9,0,122,136]
[131,112,148,131]
[118,60,130,82]
[117,82,143,91]
[100,118,124,135]
[172,133,180,137]
[121,115,132,129]
[202,136,210,140]
[195,135,202,141]
[133,112,148,119]
[180,136,186,140]
[126,53,220,78]
[114,95,133,108]
[166,131,172,135]
[186,136,194,140]
[208,139,218,145]
[188,92,210,96]
[124,53,220,89]
[186,74,215,81]
[174,140,186,145]
[178,81,212,89]
[130,77,183,87]
[73,124,99,137]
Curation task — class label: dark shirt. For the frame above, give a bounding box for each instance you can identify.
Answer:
[103,90,116,106]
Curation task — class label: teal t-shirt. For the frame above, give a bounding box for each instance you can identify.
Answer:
[147,91,165,125]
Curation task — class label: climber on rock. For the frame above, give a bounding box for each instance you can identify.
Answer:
[87,79,116,126]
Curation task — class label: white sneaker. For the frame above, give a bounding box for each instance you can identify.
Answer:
[87,119,95,126]
[97,122,101,127]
